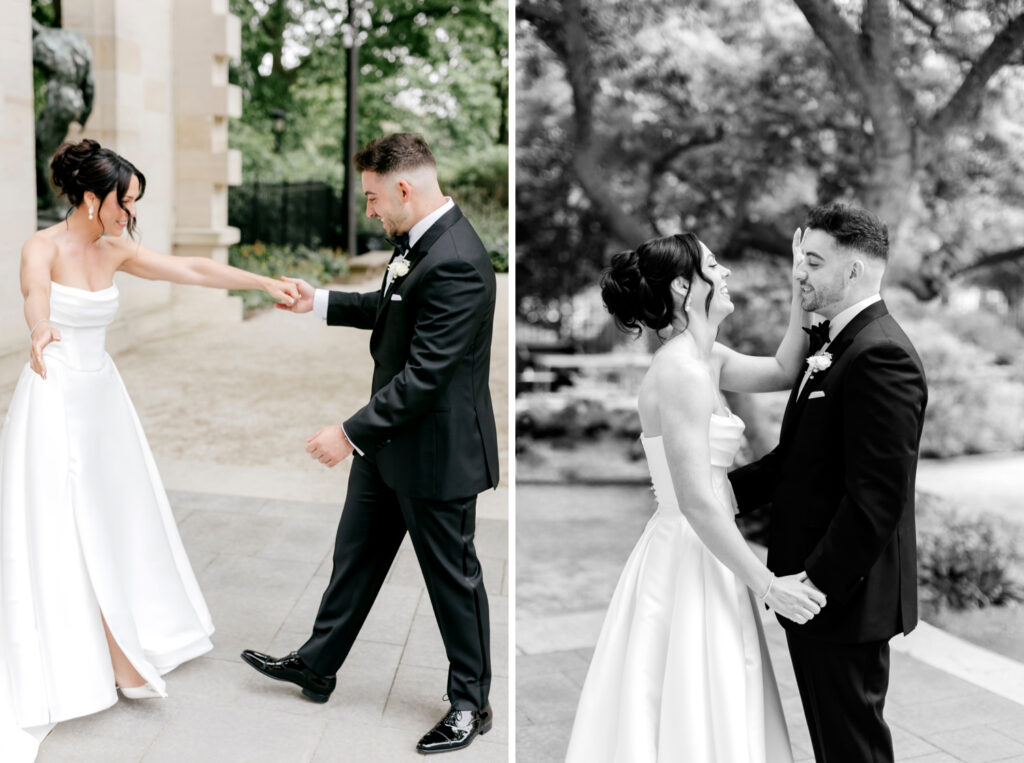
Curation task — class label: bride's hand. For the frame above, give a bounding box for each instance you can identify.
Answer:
[763,571,827,625]
[262,277,299,308]
[275,276,315,314]
[791,227,805,298]
[29,321,61,380]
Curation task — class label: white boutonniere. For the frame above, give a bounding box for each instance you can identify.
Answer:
[388,256,411,281]
[806,351,833,376]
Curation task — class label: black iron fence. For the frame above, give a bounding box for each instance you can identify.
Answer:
[229,180,346,250]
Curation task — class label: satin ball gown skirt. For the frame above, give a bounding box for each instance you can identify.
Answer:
[564,414,792,762]
[0,283,214,760]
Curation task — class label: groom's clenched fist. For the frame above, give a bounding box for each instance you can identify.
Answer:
[306,425,354,467]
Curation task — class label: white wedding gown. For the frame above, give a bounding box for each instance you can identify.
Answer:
[565,412,792,762]
[0,282,214,760]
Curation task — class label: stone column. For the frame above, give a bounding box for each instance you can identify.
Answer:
[172,0,242,269]
[0,3,40,365]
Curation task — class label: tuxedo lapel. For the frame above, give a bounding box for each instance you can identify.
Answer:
[376,205,466,322]
[778,300,890,446]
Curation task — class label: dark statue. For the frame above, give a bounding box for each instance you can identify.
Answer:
[32,19,94,210]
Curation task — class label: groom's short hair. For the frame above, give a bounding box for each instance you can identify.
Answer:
[805,203,889,262]
[355,133,436,175]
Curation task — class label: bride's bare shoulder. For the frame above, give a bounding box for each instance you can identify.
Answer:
[21,230,59,261]
[649,343,707,389]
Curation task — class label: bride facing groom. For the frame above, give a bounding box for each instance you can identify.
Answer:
[565,203,927,762]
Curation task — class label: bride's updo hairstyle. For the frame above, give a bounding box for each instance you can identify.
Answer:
[601,232,714,337]
[51,139,146,238]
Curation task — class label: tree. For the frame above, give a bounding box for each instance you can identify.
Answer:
[517,0,1024,303]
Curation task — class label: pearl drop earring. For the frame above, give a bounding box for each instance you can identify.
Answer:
[88,206,94,221]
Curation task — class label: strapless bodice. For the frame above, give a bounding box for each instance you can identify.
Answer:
[43,281,119,371]
[641,411,745,517]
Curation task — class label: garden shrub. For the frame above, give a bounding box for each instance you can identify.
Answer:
[918,496,1024,612]
[229,241,349,312]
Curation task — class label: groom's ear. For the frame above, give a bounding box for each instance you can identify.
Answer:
[847,258,864,282]
[396,178,414,201]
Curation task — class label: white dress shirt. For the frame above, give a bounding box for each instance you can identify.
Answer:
[312,198,456,455]
[797,293,882,396]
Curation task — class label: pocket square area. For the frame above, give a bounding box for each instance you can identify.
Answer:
[809,390,826,399]
[390,294,403,301]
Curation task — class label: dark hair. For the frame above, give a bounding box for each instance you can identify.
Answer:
[354,133,436,175]
[600,232,714,337]
[804,202,888,261]
[51,139,146,238]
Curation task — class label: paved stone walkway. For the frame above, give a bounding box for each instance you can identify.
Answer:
[517,484,1024,763]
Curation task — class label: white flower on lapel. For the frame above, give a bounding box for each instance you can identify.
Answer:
[806,351,833,376]
[388,256,411,281]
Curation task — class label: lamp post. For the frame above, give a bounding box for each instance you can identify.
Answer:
[342,0,360,257]
[271,109,287,154]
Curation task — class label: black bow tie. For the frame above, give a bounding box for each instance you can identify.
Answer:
[388,233,411,257]
[803,320,831,356]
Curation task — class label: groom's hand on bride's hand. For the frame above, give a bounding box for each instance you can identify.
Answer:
[306,425,354,467]
[765,571,827,625]
[275,276,315,314]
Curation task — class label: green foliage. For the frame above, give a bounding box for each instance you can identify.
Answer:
[228,241,349,311]
[31,0,58,26]
[441,143,509,270]
[489,249,508,273]
[229,0,509,183]
[918,500,1024,612]
[441,144,509,207]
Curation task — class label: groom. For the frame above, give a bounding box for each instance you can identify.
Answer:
[730,203,927,762]
[242,133,499,754]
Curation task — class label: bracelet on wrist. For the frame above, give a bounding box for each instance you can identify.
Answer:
[29,318,50,336]
[759,573,775,602]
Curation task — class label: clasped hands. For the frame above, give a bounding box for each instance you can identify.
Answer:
[763,571,827,626]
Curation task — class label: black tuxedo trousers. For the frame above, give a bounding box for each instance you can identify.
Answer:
[297,456,490,709]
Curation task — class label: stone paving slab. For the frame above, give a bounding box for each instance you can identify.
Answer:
[37,489,509,762]
[516,625,1024,763]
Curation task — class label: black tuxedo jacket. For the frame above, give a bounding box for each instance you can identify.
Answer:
[325,204,500,501]
[729,300,927,643]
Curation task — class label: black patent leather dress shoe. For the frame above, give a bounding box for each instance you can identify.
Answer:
[416,704,492,754]
[240,650,336,703]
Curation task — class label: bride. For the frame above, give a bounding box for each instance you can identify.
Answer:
[0,139,298,760]
[564,231,827,762]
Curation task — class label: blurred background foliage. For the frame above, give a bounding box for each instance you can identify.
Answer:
[228,0,508,264]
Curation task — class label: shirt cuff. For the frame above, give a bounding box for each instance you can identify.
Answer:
[312,289,329,322]
[341,423,364,457]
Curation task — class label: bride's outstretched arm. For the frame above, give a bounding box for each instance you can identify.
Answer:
[715,228,813,393]
[115,238,298,306]
[656,358,825,623]
[21,237,61,380]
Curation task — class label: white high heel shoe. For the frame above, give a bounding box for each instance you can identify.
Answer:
[117,682,165,699]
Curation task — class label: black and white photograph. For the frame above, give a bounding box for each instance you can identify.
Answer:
[516,1,1024,761]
